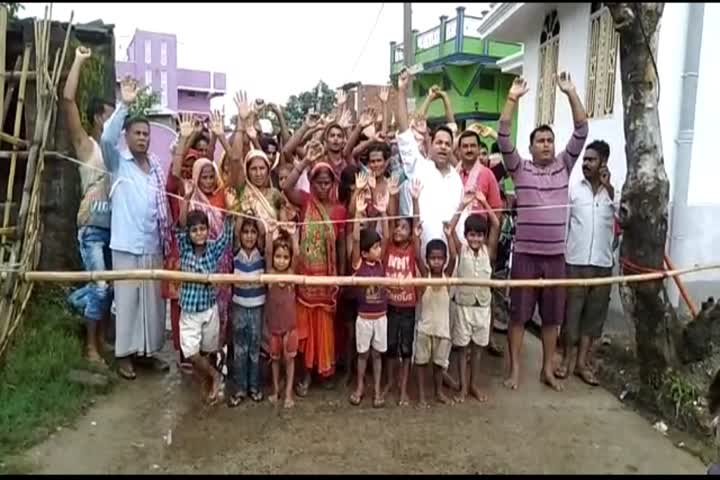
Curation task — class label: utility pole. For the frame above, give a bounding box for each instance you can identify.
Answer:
[403,2,415,112]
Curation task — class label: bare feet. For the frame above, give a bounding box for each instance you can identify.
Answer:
[470,385,488,403]
[454,392,466,404]
[283,396,295,409]
[268,393,279,405]
[503,368,519,390]
[554,362,570,379]
[349,386,364,406]
[442,371,461,391]
[540,369,564,392]
[206,372,223,405]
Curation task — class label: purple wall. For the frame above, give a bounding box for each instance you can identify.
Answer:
[118,29,226,113]
[178,91,213,113]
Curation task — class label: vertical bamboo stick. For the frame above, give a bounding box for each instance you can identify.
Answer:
[0,5,6,130]
[0,47,30,260]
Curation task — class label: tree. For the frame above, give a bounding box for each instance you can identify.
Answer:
[127,85,160,118]
[283,81,337,129]
[1,2,23,17]
[606,3,703,386]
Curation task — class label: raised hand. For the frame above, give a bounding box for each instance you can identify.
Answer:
[265,218,278,234]
[338,109,352,129]
[178,112,194,139]
[75,46,92,62]
[336,90,348,108]
[355,171,369,191]
[555,71,575,95]
[508,77,529,101]
[282,221,297,236]
[414,220,423,239]
[210,110,225,136]
[378,86,390,103]
[359,108,376,128]
[246,124,258,141]
[411,114,428,134]
[356,194,368,216]
[184,182,195,200]
[429,85,442,98]
[305,139,325,164]
[374,131,387,143]
[234,90,251,121]
[375,190,390,214]
[442,221,453,238]
[409,178,423,200]
[388,174,401,196]
[120,76,139,105]
[398,68,412,92]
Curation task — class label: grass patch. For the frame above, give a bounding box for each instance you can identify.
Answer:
[0,287,112,467]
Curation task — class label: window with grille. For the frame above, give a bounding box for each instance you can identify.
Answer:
[536,10,560,126]
[586,3,620,118]
[160,71,168,107]
[145,69,152,87]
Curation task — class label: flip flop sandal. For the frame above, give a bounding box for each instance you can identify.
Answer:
[372,397,385,409]
[554,365,570,379]
[118,366,136,380]
[487,342,504,357]
[250,391,264,402]
[294,382,310,398]
[227,393,245,408]
[349,392,363,406]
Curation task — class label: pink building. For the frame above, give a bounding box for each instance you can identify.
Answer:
[115,29,227,171]
[115,29,226,116]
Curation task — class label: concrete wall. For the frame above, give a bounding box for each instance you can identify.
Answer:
[510,2,720,310]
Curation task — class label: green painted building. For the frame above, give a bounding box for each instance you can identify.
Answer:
[390,7,522,142]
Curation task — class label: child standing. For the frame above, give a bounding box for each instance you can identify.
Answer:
[264,220,300,408]
[227,214,266,407]
[446,191,500,403]
[177,188,234,405]
[383,178,422,406]
[413,218,458,406]
[349,190,390,408]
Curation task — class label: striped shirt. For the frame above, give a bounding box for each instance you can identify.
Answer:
[232,248,266,307]
[497,118,589,256]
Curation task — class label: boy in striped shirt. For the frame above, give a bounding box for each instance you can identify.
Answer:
[497,72,588,392]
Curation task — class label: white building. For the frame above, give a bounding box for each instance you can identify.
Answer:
[477,2,719,312]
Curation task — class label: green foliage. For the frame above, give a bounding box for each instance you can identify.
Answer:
[127,86,161,118]
[283,80,336,130]
[0,287,111,467]
[658,369,700,420]
[1,2,23,18]
[69,40,107,132]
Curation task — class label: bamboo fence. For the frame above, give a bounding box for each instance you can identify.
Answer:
[0,5,74,357]
[12,263,720,288]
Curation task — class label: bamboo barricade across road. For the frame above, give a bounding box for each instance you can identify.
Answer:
[8,263,720,288]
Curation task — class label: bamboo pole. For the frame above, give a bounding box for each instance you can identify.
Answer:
[0,5,6,130]
[1,56,22,128]
[0,131,29,147]
[12,263,720,288]
[0,46,30,258]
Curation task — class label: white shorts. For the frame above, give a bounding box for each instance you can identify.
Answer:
[355,314,388,354]
[452,304,491,347]
[180,305,220,358]
[413,331,452,369]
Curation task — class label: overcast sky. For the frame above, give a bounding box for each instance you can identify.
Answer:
[21,2,490,111]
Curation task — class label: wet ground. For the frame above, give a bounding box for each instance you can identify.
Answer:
[20,334,705,474]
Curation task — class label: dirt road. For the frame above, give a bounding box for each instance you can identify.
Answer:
[19,335,704,474]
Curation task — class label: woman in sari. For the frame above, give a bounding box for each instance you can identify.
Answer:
[185,158,234,360]
[283,147,347,395]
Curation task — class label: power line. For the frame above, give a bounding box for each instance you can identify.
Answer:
[349,2,386,76]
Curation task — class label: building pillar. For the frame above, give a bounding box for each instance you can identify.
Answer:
[455,6,466,54]
[439,15,448,56]
[390,41,397,71]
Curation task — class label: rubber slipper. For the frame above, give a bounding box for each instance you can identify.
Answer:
[118,366,136,380]
[349,393,362,406]
[227,393,245,408]
[575,368,599,386]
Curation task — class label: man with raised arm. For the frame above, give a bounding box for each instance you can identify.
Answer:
[396,68,463,250]
[497,72,588,392]
[101,77,174,380]
[64,46,115,367]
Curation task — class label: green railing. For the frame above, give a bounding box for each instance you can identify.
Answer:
[390,8,522,75]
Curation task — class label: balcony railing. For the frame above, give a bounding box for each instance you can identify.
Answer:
[390,8,522,74]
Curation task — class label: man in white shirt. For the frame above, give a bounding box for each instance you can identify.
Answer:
[557,140,616,386]
[395,68,463,251]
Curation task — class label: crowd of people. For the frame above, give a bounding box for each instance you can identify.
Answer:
[64,45,618,409]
